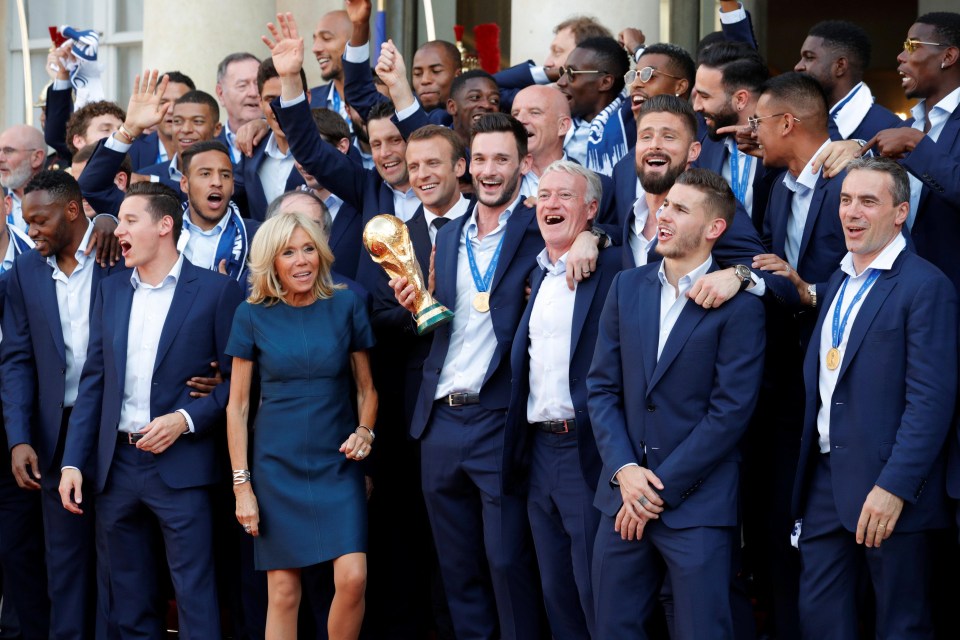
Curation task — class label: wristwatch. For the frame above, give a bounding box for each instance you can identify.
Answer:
[733,265,752,292]
[807,283,817,308]
[589,225,609,249]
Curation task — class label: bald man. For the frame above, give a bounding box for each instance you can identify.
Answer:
[512,85,617,228]
[308,10,354,127]
[0,125,47,230]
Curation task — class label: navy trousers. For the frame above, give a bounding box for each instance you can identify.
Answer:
[0,473,49,640]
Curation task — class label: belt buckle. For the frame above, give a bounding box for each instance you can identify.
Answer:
[447,394,460,407]
[127,433,143,444]
[558,420,571,434]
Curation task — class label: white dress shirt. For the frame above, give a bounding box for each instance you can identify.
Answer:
[49,221,96,407]
[816,233,906,452]
[629,195,657,267]
[435,196,521,398]
[526,250,577,422]
[324,193,344,224]
[830,82,878,140]
[180,209,228,270]
[782,139,832,267]
[657,256,713,359]
[907,86,960,229]
[257,132,296,206]
[223,121,240,165]
[520,153,571,199]
[391,185,421,222]
[118,254,194,433]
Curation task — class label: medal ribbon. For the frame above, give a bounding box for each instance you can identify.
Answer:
[831,269,881,350]
[465,229,505,294]
[729,147,753,206]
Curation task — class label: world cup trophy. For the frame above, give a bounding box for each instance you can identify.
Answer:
[363,214,453,335]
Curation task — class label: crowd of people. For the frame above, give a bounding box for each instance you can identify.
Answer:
[1,0,959,638]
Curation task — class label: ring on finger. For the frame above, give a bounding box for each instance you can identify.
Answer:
[638,495,648,508]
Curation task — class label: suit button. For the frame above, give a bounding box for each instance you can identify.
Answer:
[647,404,656,412]
[60,368,66,374]
[436,368,441,374]
[59,401,64,408]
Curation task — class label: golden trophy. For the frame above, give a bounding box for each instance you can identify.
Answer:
[363,214,453,335]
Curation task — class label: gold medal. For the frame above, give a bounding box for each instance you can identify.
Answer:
[826,347,841,371]
[473,291,490,313]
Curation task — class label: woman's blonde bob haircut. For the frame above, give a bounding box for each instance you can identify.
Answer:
[247,211,343,305]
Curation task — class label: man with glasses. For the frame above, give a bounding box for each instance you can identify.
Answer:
[0,126,47,231]
[858,12,960,296]
[556,36,631,175]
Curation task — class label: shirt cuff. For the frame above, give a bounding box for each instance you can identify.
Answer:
[176,409,195,434]
[61,465,80,473]
[345,43,370,64]
[105,135,133,153]
[395,98,423,121]
[279,92,307,108]
[611,462,640,485]
[718,4,747,23]
[52,78,72,91]
[530,66,550,85]
[746,272,766,297]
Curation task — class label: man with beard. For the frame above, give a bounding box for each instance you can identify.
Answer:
[693,42,782,232]
[610,44,696,218]
[0,125,47,230]
[556,36,631,175]
[622,96,797,312]
[588,168,765,638]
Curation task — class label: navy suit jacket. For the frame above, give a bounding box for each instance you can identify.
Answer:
[239,136,306,221]
[693,135,784,234]
[78,138,133,216]
[139,159,186,201]
[898,107,960,292]
[622,195,801,307]
[62,260,243,492]
[343,57,453,126]
[793,250,957,532]
[506,246,620,492]
[44,86,74,164]
[128,132,163,171]
[588,259,766,527]
[1,250,128,475]
[411,202,544,453]
[839,103,901,143]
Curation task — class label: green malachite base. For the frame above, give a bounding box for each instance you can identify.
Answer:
[415,302,454,335]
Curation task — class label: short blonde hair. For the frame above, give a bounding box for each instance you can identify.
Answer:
[247,211,342,305]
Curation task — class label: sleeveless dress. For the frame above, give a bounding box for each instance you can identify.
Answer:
[226,289,375,570]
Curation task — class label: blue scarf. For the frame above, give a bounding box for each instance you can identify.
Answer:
[178,201,249,282]
[586,90,628,177]
[8,224,32,254]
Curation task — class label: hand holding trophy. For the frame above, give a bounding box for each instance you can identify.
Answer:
[363,215,453,335]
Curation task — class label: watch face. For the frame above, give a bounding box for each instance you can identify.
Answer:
[735,265,751,280]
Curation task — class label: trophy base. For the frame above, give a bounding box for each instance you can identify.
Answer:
[415,302,454,335]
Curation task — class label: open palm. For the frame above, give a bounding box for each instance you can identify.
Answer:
[263,12,304,76]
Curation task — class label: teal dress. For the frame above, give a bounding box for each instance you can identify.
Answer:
[226,289,375,570]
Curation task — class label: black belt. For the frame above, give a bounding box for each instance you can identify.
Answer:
[118,432,144,444]
[440,393,480,407]
[532,419,576,434]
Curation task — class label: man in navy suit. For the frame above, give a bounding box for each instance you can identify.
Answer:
[793,21,900,142]
[793,157,957,639]
[241,58,307,221]
[692,42,782,232]
[588,168,766,639]
[859,12,960,293]
[306,10,353,125]
[214,53,262,166]
[1,170,126,640]
[507,160,619,640]
[58,181,243,639]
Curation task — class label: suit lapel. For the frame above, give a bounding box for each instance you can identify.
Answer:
[114,280,134,391]
[797,175,830,266]
[570,266,599,355]
[637,269,660,389]
[36,260,67,360]
[153,263,200,375]
[489,203,532,294]
[836,263,899,382]
[436,213,467,306]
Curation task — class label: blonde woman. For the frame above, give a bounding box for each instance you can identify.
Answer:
[225,211,377,639]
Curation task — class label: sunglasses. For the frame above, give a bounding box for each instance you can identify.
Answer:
[903,38,949,54]
[557,66,608,83]
[624,66,682,85]
[747,113,801,132]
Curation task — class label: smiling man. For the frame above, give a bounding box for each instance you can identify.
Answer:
[307,10,353,126]
[215,53,263,165]
[589,168,765,639]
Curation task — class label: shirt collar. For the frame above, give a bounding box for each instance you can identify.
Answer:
[783,138,832,193]
[390,184,417,200]
[168,153,184,181]
[183,208,229,236]
[536,248,570,276]
[46,219,95,274]
[263,132,291,160]
[911,85,960,127]
[465,194,522,238]
[657,254,713,291]
[130,252,185,290]
[840,231,907,277]
[424,194,469,228]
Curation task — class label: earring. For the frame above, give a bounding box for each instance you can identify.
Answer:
[942,62,946,69]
